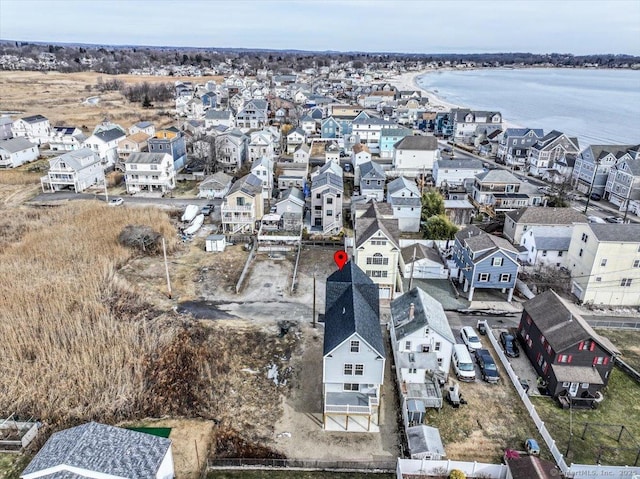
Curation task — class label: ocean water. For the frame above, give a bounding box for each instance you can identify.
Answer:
[416,68,640,146]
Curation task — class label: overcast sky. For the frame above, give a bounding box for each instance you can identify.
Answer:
[1,0,639,55]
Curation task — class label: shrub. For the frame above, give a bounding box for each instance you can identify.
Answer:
[449,470,466,479]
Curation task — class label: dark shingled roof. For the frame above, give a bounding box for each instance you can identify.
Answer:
[522,290,619,355]
[93,128,126,143]
[505,207,587,225]
[455,225,518,254]
[323,261,384,356]
[393,135,438,151]
[391,287,454,343]
[21,422,171,478]
[355,203,400,248]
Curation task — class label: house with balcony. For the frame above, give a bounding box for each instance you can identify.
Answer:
[48,126,86,152]
[41,148,104,193]
[148,128,187,171]
[117,132,150,169]
[216,129,248,173]
[286,128,306,154]
[236,99,268,129]
[353,202,401,299]
[82,127,126,170]
[277,160,308,191]
[527,130,580,177]
[386,176,421,233]
[221,173,264,234]
[471,169,544,215]
[518,290,620,399]
[198,171,233,199]
[496,128,544,169]
[11,114,51,145]
[452,225,520,302]
[311,162,343,234]
[604,154,640,216]
[0,137,39,168]
[358,160,386,202]
[123,152,175,195]
[392,135,440,177]
[0,116,13,140]
[503,206,587,244]
[248,130,278,162]
[572,144,637,196]
[567,223,640,306]
[351,115,396,154]
[433,158,484,188]
[390,287,455,412]
[448,109,502,144]
[250,156,274,200]
[322,261,385,432]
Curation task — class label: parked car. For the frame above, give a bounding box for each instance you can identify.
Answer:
[475,348,500,383]
[590,192,602,201]
[587,215,606,224]
[108,197,124,207]
[605,216,623,223]
[200,204,213,216]
[525,438,540,456]
[500,332,520,358]
[460,326,482,352]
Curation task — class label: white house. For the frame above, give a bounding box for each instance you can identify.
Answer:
[82,127,126,169]
[0,137,39,168]
[392,135,440,176]
[323,261,385,432]
[204,109,235,129]
[567,223,640,306]
[41,148,104,193]
[399,243,448,280]
[293,143,310,164]
[198,171,233,199]
[124,152,176,194]
[11,115,50,145]
[520,227,572,268]
[390,287,455,385]
[128,120,155,136]
[503,206,587,245]
[250,156,274,200]
[48,126,86,152]
[387,176,421,233]
[286,128,306,154]
[433,158,485,187]
[20,422,174,479]
[248,129,278,162]
[351,143,372,168]
[221,173,264,234]
[351,115,395,153]
[311,162,344,234]
[275,187,305,217]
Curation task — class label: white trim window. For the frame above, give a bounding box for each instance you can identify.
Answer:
[355,364,364,376]
[350,340,360,353]
[477,273,490,282]
[492,257,503,266]
[344,364,353,375]
[500,273,511,282]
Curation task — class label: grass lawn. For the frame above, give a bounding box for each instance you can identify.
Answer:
[596,329,640,372]
[0,454,30,479]
[208,472,394,479]
[531,367,640,466]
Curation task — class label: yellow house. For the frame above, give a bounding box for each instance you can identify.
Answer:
[221,173,264,234]
[567,223,640,306]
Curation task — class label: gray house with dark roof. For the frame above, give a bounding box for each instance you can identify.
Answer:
[518,290,620,400]
[21,422,174,479]
[358,160,386,202]
[322,261,385,432]
[453,225,520,302]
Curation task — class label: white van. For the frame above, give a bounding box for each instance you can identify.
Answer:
[452,344,476,381]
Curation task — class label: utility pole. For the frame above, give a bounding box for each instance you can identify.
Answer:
[409,245,417,291]
[312,272,316,328]
[162,238,172,299]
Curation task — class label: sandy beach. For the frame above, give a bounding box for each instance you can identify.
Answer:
[387,69,523,129]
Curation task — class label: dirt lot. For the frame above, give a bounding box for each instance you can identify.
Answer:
[0,70,221,130]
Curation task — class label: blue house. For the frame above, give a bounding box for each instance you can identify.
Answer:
[452,225,520,302]
[380,127,413,159]
[321,116,355,139]
[148,128,187,171]
[201,92,217,109]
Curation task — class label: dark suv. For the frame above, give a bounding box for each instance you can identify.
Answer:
[475,349,500,384]
[500,332,520,358]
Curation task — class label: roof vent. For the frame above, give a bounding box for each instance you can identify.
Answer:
[409,303,415,321]
[342,307,345,314]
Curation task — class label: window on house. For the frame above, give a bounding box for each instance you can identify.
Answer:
[579,248,583,257]
[633,259,640,268]
[343,383,359,391]
[581,233,589,243]
[621,278,633,287]
[562,382,570,388]
[316,193,321,199]
[478,273,490,282]
[355,364,364,376]
[542,251,548,257]
[492,257,503,266]
[435,342,441,351]
[350,340,360,353]
[405,341,411,351]
[600,258,607,267]
[344,364,353,375]
[558,251,563,257]
[594,357,605,365]
[326,210,333,216]
[596,277,602,282]
[500,273,511,282]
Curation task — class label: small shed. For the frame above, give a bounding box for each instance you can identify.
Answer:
[205,234,226,252]
[406,399,426,425]
[406,425,446,460]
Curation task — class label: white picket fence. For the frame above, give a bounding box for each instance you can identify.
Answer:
[396,458,508,479]
[482,321,640,479]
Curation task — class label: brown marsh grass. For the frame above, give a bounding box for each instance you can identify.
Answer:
[0,201,179,425]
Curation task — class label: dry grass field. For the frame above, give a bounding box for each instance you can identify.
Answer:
[0,71,222,130]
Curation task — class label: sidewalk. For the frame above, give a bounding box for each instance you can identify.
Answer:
[468,300,524,314]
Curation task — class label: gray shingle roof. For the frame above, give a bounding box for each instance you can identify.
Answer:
[522,290,619,355]
[323,261,384,356]
[588,223,640,242]
[22,114,48,123]
[205,109,233,120]
[387,176,419,196]
[475,169,520,183]
[455,225,518,254]
[391,287,455,343]
[93,128,126,143]
[400,243,443,266]
[228,173,263,196]
[125,152,170,164]
[355,203,400,248]
[199,171,232,190]
[21,422,171,479]
[394,135,438,151]
[435,158,484,169]
[407,425,445,458]
[0,137,35,153]
[534,235,571,251]
[278,187,305,204]
[505,207,587,225]
[359,161,385,180]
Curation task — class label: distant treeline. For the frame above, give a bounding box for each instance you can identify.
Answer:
[121,82,174,103]
[1,40,639,74]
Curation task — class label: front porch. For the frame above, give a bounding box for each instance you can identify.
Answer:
[323,392,380,433]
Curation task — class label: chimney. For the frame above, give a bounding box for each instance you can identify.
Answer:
[409,303,415,321]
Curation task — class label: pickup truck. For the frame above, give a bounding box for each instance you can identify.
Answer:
[475,348,500,384]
